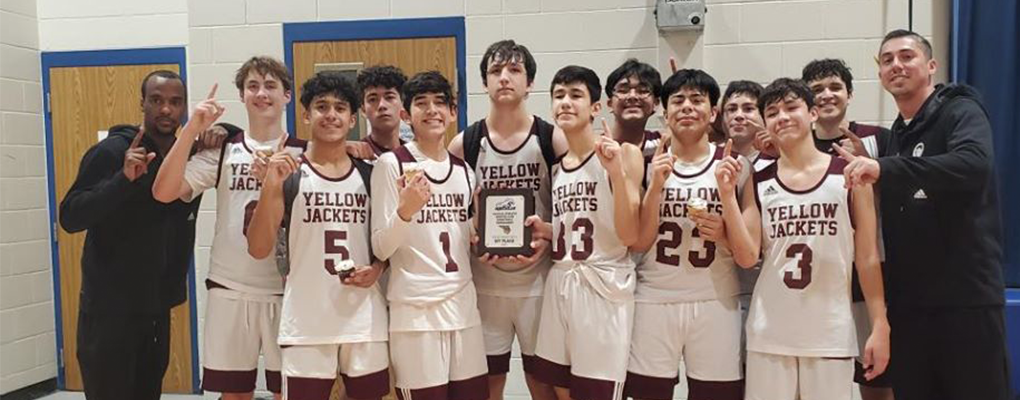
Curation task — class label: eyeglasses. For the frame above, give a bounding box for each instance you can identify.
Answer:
[613,85,654,99]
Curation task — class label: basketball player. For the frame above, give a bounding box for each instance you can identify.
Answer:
[625,69,747,400]
[604,59,663,157]
[371,71,488,400]
[716,78,889,400]
[446,40,561,400]
[801,58,894,400]
[531,66,644,400]
[245,71,390,400]
[720,80,770,170]
[153,56,305,400]
[356,65,408,159]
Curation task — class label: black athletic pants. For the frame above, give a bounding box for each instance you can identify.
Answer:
[889,305,1012,400]
[77,309,171,400]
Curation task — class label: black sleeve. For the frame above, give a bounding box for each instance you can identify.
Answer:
[59,141,138,233]
[878,99,994,192]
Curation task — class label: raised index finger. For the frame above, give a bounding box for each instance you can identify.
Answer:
[669,57,678,73]
[206,83,218,100]
[841,127,863,143]
[832,142,857,161]
[723,138,733,159]
[654,134,671,157]
[130,125,146,148]
[600,118,611,137]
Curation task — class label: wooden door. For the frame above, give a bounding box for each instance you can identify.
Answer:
[292,38,459,143]
[49,64,194,393]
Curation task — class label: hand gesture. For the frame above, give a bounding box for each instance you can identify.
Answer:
[596,119,624,176]
[396,171,430,221]
[690,211,726,244]
[263,151,300,188]
[648,135,675,191]
[714,139,742,199]
[838,127,868,158]
[346,141,377,160]
[342,263,384,288]
[833,143,880,188]
[252,138,288,182]
[753,128,777,158]
[195,124,228,151]
[123,126,156,182]
[190,84,226,133]
[669,57,679,74]
[862,328,890,381]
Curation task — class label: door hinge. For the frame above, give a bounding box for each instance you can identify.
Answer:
[52,222,58,242]
[46,92,51,114]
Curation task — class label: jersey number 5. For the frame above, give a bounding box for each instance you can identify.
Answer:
[324,230,350,275]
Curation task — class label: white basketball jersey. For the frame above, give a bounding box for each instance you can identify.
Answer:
[278,157,387,345]
[747,156,857,357]
[209,133,305,294]
[384,145,475,305]
[551,151,635,301]
[471,117,553,297]
[637,143,739,303]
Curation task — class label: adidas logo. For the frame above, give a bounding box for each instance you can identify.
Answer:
[763,186,779,197]
[913,189,927,199]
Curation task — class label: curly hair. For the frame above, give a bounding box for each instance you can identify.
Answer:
[299,71,361,111]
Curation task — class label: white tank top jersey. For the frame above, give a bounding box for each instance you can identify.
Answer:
[550,151,635,302]
[374,143,476,303]
[747,156,857,357]
[184,132,306,294]
[470,117,554,298]
[637,143,742,303]
[278,157,387,345]
[637,130,662,158]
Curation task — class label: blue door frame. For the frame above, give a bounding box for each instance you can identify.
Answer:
[41,47,201,392]
[282,16,468,134]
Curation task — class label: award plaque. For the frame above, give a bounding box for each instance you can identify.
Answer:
[477,188,535,256]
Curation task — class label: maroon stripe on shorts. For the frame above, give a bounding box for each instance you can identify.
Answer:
[267,371,283,393]
[342,368,391,399]
[686,377,743,400]
[285,376,334,400]
[520,354,541,375]
[530,357,571,388]
[487,352,512,375]
[449,373,489,400]
[201,368,257,393]
[570,374,622,400]
[623,372,679,400]
[396,384,446,400]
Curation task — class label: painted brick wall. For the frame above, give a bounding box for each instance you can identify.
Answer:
[0,0,56,394]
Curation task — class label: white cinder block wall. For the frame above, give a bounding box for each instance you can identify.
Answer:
[0,0,56,394]
[7,0,948,395]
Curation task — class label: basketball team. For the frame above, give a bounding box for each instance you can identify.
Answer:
[61,28,1009,400]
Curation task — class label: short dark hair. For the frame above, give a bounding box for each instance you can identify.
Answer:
[141,70,184,98]
[549,66,602,103]
[801,58,854,94]
[402,71,455,112]
[720,80,764,108]
[300,70,361,111]
[605,58,662,100]
[881,29,933,59]
[660,69,720,106]
[235,56,293,93]
[357,65,407,97]
[480,40,537,86]
[758,78,815,114]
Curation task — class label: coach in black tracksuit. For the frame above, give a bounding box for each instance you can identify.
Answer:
[853,30,1010,400]
[59,71,200,400]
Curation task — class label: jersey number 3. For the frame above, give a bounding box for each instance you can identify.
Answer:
[551,218,594,261]
[783,243,813,289]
